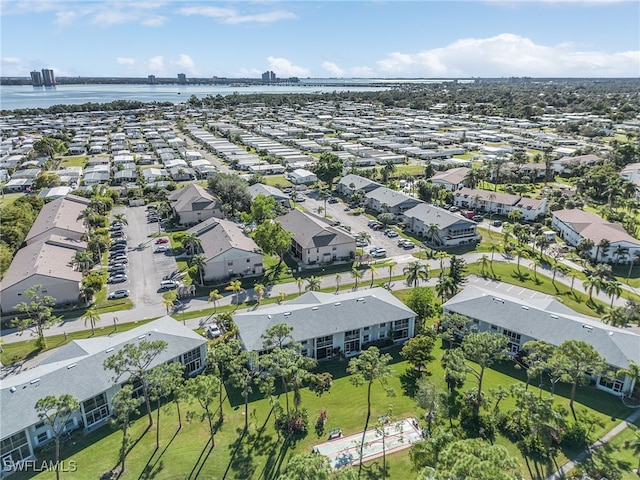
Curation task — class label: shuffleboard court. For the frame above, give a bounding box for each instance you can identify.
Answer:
[312,417,424,469]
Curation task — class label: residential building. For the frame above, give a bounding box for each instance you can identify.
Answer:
[0,236,86,313]
[278,209,356,265]
[186,218,263,281]
[551,154,599,175]
[0,317,206,473]
[429,167,470,191]
[30,71,43,87]
[402,203,480,247]
[442,283,639,397]
[336,174,382,197]
[248,183,292,209]
[24,195,90,246]
[168,184,223,226]
[551,209,640,263]
[41,69,55,87]
[177,73,187,85]
[234,288,416,359]
[364,187,422,218]
[287,168,317,185]
[453,187,547,222]
[148,75,157,85]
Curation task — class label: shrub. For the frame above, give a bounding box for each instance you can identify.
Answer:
[275,408,309,436]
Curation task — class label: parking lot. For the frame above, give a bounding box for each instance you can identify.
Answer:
[297,190,414,259]
[106,206,180,307]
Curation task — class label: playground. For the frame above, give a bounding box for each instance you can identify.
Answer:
[312,417,424,469]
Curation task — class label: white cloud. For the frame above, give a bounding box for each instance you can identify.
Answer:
[321,61,345,77]
[116,57,136,65]
[171,54,198,75]
[373,33,640,77]
[266,57,310,78]
[115,54,199,76]
[178,5,295,24]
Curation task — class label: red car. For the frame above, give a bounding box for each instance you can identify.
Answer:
[155,238,169,244]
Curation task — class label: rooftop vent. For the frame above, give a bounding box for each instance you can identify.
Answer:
[356,298,365,302]
[284,312,291,316]
[493,297,504,303]
[582,325,593,332]
[550,314,558,319]
[67,363,77,369]
[312,307,319,311]
[521,306,529,310]
[10,387,16,393]
[138,335,146,340]
[267,315,272,319]
[334,302,341,306]
[30,379,41,384]
[106,348,114,353]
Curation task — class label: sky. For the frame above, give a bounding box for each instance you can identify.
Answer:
[1,0,639,79]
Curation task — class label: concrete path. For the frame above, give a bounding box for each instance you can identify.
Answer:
[545,408,640,480]
[1,247,636,344]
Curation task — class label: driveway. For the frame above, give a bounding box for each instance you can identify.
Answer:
[107,206,180,307]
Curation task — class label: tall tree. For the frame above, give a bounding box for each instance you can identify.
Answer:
[521,340,556,390]
[351,267,364,291]
[81,305,100,336]
[109,385,139,476]
[190,253,208,285]
[312,152,343,188]
[401,334,435,372]
[206,339,241,422]
[148,361,185,447]
[305,275,322,292]
[252,220,292,267]
[185,373,221,447]
[278,452,332,480]
[34,394,79,480]
[549,340,606,413]
[229,349,262,430]
[207,289,223,313]
[403,260,429,288]
[225,280,244,310]
[208,173,252,217]
[11,285,62,349]
[103,340,168,427]
[347,347,394,475]
[241,194,276,225]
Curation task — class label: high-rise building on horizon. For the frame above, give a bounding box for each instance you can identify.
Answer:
[177,73,187,85]
[261,71,276,83]
[148,75,157,85]
[41,68,56,86]
[30,70,43,87]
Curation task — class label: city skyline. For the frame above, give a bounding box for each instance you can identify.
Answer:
[1,0,639,79]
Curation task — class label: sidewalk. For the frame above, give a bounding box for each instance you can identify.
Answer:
[545,408,640,480]
[0,249,633,344]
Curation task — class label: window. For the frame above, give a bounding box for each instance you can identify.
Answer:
[379,323,386,328]
[83,393,109,427]
[35,421,45,430]
[182,347,203,374]
[247,258,250,263]
[332,247,337,251]
[37,432,49,444]
[344,329,361,355]
[227,260,233,266]
[392,318,409,340]
[1,431,31,469]
[379,331,387,340]
[363,334,370,343]
[490,325,498,331]
[315,335,333,360]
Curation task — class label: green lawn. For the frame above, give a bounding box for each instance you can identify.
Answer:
[57,156,87,168]
[15,342,632,480]
[263,175,293,188]
[601,420,640,480]
[0,192,25,209]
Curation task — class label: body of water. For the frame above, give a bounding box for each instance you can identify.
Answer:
[0,82,398,111]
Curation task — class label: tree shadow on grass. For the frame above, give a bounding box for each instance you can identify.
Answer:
[138,427,181,480]
[261,434,299,480]
[400,367,430,397]
[186,437,213,480]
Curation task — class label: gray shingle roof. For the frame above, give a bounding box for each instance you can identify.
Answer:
[188,217,260,258]
[365,187,421,208]
[403,203,476,229]
[24,195,90,244]
[0,316,206,439]
[278,209,355,248]
[442,285,639,369]
[234,288,416,351]
[169,184,220,214]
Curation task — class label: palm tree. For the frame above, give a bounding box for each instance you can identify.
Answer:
[296,277,304,296]
[71,251,93,274]
[602,306,626,327]
[596,238,611,263]
[161,296,175,315]
[254,283,265,305]
[487,192,497,219]
[77,207,96,230]
[403,261,429,287]
[436,276,457,302]
[351,267,363,291]
[305,276,322,292]
[225,280,244,310]
[515,246,529,272]
[112,213,128,226]
[583,275,603,303]
[435,251,449,278]
[334,273,342,294]
[426,223,441,246]
[356,231,371,245]
[190,253,207,285]
[81,305,100,336]
[277,291,286,304]
[319,189,330,217]
[480,254,490,277]
[207,289,222,313]
[181,232,201,256]
[616,360,640,399]
[368,264,378,288]
[386,262,396,287]
[628,251,640,283]
[604,280,623,307]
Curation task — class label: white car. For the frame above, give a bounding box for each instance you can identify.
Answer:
[154,245,170,253]
[108,289,130,299]
[205,324,222,338]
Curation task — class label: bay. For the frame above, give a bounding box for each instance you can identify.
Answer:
[0,81,397,111]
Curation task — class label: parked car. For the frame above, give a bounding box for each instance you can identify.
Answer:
[154,245,170,253]
[386,231,399,238]
[372,249,387,258]
[328,197,339,204]
[492,220,503,227]
[110,254,128,263]
[472,215,484,223]
[108,274,128,284]
[356,240,368,247]
[205,324,222,338]
[155,237,169,244]
[111,239,127,246]
[160,280,178,290]
[147,216,160,223]
[109,244,126,252]
[108,289,130,299]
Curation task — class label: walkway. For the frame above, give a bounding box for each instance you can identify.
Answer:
[0,249,636,344]
[545,408,640,480]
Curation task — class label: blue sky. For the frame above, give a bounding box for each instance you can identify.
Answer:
[2,0,639,78]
